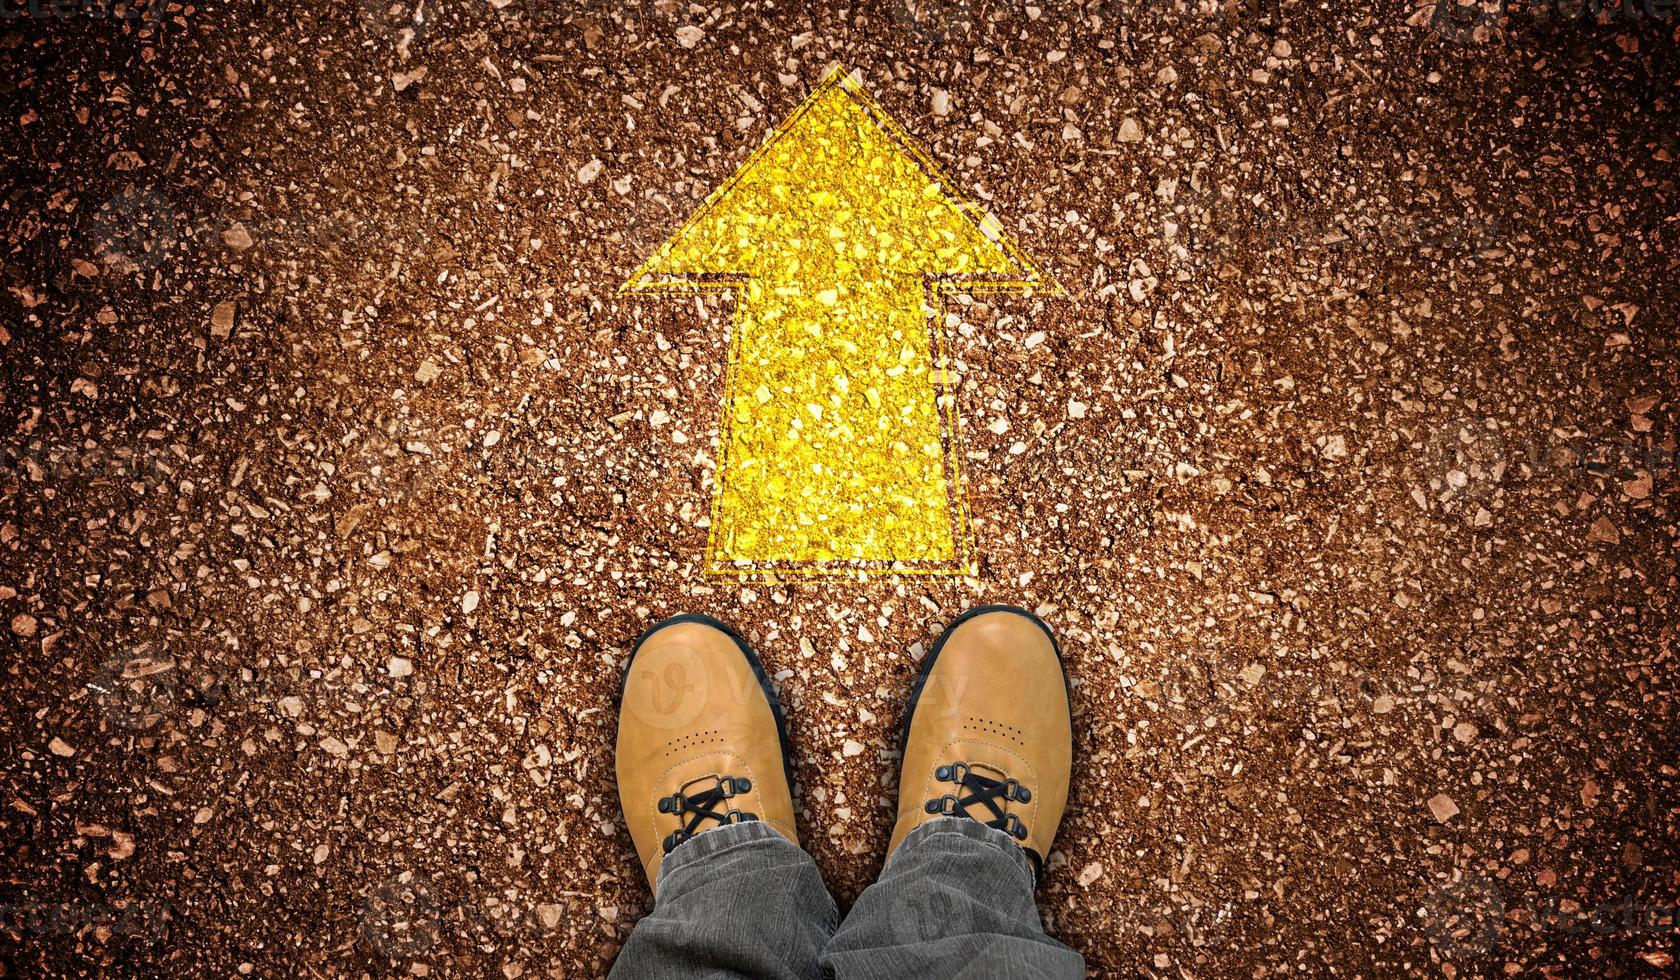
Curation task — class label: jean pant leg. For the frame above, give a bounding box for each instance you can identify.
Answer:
[819,818,1084,980]
[609,821,838,980]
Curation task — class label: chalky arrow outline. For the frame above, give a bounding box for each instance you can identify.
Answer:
[622,65,1062,580]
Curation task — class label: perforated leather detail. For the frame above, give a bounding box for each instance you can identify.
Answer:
[664,729,724,755]
[962,716,1025,746]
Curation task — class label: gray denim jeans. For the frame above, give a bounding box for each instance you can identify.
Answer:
[608,817,1085,979]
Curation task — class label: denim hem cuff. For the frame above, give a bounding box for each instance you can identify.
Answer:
[656,819,791,886]
[888,816,1038,888]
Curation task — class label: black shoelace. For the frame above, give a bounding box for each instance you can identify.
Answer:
[922,761,1032,841]
[658,775,757,854]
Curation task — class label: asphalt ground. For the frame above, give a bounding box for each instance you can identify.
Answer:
[1,1,1677,976]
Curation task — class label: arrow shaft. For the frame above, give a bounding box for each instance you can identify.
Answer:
[712,280,963,567]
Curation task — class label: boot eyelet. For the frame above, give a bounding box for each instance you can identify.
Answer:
[923,795,960,817]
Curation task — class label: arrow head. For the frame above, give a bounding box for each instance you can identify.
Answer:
[625,68,1058,294]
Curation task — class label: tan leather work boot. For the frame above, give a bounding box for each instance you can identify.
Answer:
[889,604,1072,881]
[616,614,797,893]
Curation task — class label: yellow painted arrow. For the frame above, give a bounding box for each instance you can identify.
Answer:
[624,66,1059,579]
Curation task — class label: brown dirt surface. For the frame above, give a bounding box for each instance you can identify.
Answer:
[3,1,1679,977]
